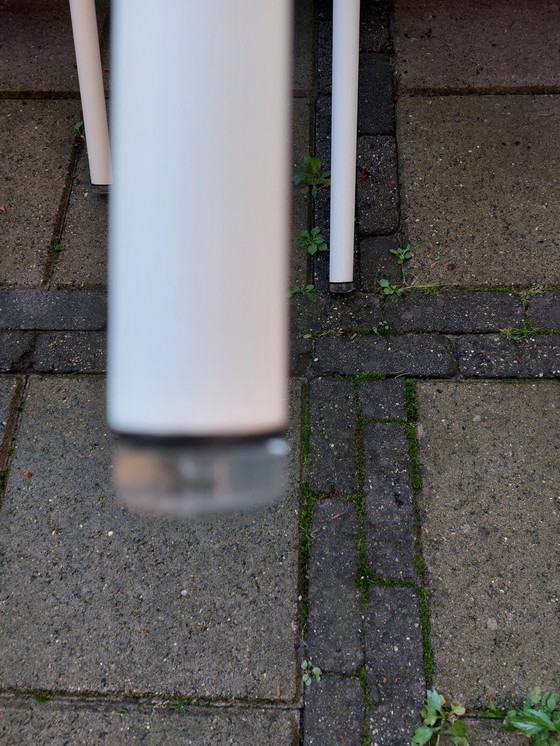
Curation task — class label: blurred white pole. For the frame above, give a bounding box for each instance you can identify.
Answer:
[68,0,112,185]
[109,0,291,515]
[329,0,360,292]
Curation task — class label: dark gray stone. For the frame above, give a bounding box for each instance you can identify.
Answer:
[312,251,330,292]
[0,332,34,372]
[0,290,106,330]
[290,335,313,376]
[385,292,524,332]
[359,380,407,420]
[0,377,302,700]
[291,98,314,288]
[312,335,455,376]
[291,293,382,332]
[528,291,560,330]
[315,95,331,165]
[308,378,358,493]
[356,137,399,235]
[0,377,19,455]
[365,586,425,745]
[293,0,315,93]
[33,332,106,372]
[458,335,560,377]
[358,54,395,135]
[303,675,364,746]
[0,700,300,745]
[306,500,363,673]
[365,424,417,580]
[442,719,526,745]
[359,236,402,292]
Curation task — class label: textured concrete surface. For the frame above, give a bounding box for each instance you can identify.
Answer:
[0,100,80,286]
[32,331,106,372]
[0,377,19,452]
[356,136,399,235]
[291,98,313,287]
[394,0,560,92]
[53,151,109,288]
[366,586,425,745]
[398,95,560,287]
[0,332,34,372]
[293,0,315,94]
[290,293,382,332]
[529,291,560,330]
[359,236,402,291]
[0,376,302,701]
[441,719,526,745]
[303,676,364,746]
[458,334,560,377]
[358,54,395,135]
[0,290,106,329]
[359,379,407,420]
[417,381,560,706]
[306,500,363,673]
[0,700,300,745]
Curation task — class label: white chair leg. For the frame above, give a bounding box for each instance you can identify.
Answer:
[329,0,360,292]
[69,0,112,185]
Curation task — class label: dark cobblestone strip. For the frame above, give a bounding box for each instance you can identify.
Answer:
[0,290,107,330]
[458,334,560,377]
[0,331,106,373]
[527,291,560,329]
[303,675,365,746]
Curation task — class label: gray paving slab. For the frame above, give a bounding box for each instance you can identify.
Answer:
[394,0,560,92]
[303,675,364,746]
[417,381,560,707]
[0,377,19,455]
[356,136,399,236]
[0,100,80,287]
[290,335,313,377]
[306,500,363,673]
[33,331,106,372]
[0,376,302,701]
[441,719,526,746]
[528,291,560,330]
[0,332,34,372]
[458,334,560,377]
[359,236,402,292]
[358,54,395,136]
[0,0,107,93]
[293,0,315,94]
[290,293,382,332]
[398,95,560,288]
[291,98,313,287]
[365,586,425,745]
[0,290,106,329]
[53,151,109,288]
[0,699,299,745]
[359,379,407,420]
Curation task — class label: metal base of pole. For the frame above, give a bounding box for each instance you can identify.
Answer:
[329,281,354,294]
[113,433,288,516]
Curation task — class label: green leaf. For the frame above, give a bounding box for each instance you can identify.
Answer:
[504,716,546,736]
[310,227,320,236]
[543,693,558,713]
[307,244,318,255]
[528,687,543,706]
[426,690,443,713]
[308,157,321,174]
[311,185,318,198]
[449,720,467,737]
[412,726,436,746]
[379,279,390,287]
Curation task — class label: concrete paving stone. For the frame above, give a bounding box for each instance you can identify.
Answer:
[417,381,560,706]
[0,376,302,701]
[441,719,526,746]
[385,292,525,333]
[308,377,357,493]
[0,0,107,93]
[0,377,19,455]
[53,151,109,288]
[364,423,417,580]
[306,500,363,673]
[0,332,34,372]
[312,334,455,376]
[303,675,364,746]
[0,699,300,746]
[0,100,80,287]
[398,95,560,288]
[311,250,330,292]
[293,0,315,94]
[291,98,313,288]
[33,331,106,372]
[291,293,382,332]
[365,586,425,745]
[358,54,395,136]
[317,0,391,93]
[0,290,106,330]
[290,335,313,376]
[315,95,331,165]
[458,334,560,377]
[528,291,560,330]
[359,236,402,292]
[394,0,560,92]
[356,136,399,236]
[359,379,407,420]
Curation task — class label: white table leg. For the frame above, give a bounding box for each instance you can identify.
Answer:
[329,0,361,292]
[69,0,112,185]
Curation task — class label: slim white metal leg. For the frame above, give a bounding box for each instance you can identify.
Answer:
[69,0,112,185]
[329,0,361,292]
[109,0,291,515]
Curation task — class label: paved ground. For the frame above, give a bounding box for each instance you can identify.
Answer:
[1,1,559,744]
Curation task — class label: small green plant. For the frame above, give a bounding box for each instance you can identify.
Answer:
[379,278,405,301]
[390,244,417,265]
[412,690,468,746]
[372,320,390,335]
[298,227,328,255]
[168,698,190,711]
[73,120,85,138]
[53,240,65,254]
[520,284,546,303]
[292,156,331,197]
[502,688,560,744]
[289,284,319,301]
[301,659,322,687]
[500,325,537,341]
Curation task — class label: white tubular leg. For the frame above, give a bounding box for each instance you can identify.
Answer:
[109,0,292,515]
[69,0,112,185]
[329,0,361,292]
